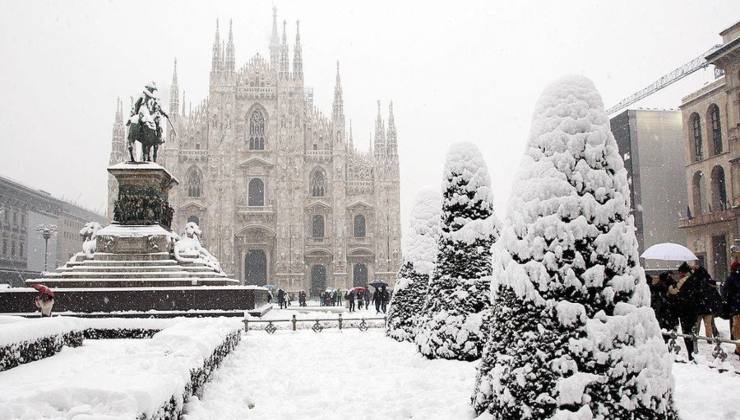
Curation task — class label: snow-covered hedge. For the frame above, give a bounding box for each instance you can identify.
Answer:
[0,318,243,419]
[0,317,84,371]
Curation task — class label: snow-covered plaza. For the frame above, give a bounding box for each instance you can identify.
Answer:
[1,312,740,420]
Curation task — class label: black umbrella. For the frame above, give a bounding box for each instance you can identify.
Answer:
[369,281,388,289]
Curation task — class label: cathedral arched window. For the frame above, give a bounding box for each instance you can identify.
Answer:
[310,169,326,197]
[249,109,265,150]
[187,168,202,198]
[312,215,325,239]
[248,178,265,206]
[353,214,366,238]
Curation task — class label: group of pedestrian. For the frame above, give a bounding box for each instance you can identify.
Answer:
[319,290,343,306]
[649,261,740,360]
[276,288,293,309]
[298,291,307,307]
[345,287,390,314]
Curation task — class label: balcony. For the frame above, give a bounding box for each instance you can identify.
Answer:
[678,208,736,228]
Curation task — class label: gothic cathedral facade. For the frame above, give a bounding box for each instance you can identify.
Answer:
[108,10,402,296]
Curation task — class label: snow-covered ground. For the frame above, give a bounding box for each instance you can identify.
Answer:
[183,329,740,420]
[183,330,478,420]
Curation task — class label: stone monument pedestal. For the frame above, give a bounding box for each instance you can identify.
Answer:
[0,162,270,315]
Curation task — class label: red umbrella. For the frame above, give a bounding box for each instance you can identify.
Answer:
[349,287,367,293]
[31,284,55,298]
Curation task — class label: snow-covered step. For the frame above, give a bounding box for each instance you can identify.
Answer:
[57,265,216,273]
[92,252,172,261]
[81,259,179,266]
[33,278,239,288]
[43,271,225,279]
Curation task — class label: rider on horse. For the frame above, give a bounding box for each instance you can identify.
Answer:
[126,82,169,162]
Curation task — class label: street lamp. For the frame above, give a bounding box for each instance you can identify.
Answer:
[36,224,57,272]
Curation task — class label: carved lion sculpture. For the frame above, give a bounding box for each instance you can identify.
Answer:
[172,222,223,273]
[79,222,102,258]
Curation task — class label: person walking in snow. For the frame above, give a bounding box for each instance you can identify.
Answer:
[668,262,701,360]
[380,286,389,314]
[693,265,722,338]
[276,288,283,309]
[364,289,370,310]
[348,290,355,312]
[649,272,678,335]
[723,261,740,358]
[373,288,382,314]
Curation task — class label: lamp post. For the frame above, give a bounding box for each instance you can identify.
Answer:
[36,224,57,272]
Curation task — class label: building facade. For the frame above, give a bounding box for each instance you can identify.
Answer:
[108,10,402,295]
[679,21,740,281]
[610,109,687,272]
[0,175,107,287]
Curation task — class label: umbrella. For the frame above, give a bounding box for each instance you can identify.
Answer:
[31,284,54,297]
[369,281,388,289]
[640,243,698,261]
[349,287,367,293]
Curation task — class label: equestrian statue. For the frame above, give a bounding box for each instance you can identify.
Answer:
[126,82,175,162]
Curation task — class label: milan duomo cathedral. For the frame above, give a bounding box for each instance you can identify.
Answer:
[108,9,402,296]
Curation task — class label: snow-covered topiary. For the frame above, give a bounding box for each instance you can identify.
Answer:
[386,187,441,342]
[471,75,676,418]
[414,143,500,360]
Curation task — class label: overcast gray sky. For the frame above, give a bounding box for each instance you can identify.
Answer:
[0,0,738,225]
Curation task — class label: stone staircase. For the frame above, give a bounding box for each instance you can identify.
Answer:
[27,252,239,288]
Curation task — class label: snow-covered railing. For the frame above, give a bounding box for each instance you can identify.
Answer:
[663,330,740,372]
[244,314,387,334]
[0,317,84,371]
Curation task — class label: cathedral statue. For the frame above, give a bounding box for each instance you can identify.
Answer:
[126,82,173,163]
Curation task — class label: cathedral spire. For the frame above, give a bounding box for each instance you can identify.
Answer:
[115,97,122,123]
[269,7,280,69]
[333,61,344,128]
[211,19,221,73]
[225,19,235,72]
[349,120,354,151]
[170,58,179,117]
[374,100,386,159]
[293,20,303,78]
[279,19,290,77]
[387,101,397,158]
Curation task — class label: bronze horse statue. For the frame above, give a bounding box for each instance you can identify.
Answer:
[127,119,162,163]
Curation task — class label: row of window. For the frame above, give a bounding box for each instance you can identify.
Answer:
[187,169,329,203]
[0,207,26,228]
[186,214,368,239]
[1,239,25,259]
[690,104,723,162]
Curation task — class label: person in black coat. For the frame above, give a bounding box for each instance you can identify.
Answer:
[649,272,678,334]
[693,266,722,338]
[724,261,740,357]
[668,262,701,360]
[347,291,356,312]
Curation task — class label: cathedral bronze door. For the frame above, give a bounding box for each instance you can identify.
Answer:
[245,249,267,286]
[353,263,368,287]
[310,264,326,298]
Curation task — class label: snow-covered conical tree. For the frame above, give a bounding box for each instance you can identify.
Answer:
[386,187,442,342]
[471,75,676,418]
[415,142,500,361]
